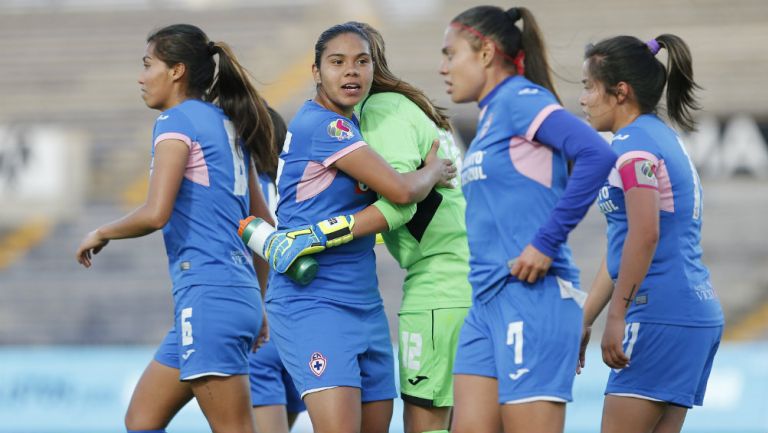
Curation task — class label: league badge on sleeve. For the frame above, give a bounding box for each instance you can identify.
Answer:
[327,119,355,141]
[309,351,328,376]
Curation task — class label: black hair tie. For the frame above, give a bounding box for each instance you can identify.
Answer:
[505,7,521,23]
[207,41,216,56]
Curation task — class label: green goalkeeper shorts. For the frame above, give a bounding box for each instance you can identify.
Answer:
[397,307,469,407]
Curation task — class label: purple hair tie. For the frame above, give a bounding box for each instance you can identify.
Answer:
[646,39,660,55]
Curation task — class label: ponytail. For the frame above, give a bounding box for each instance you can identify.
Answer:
[147,24,275,178]
[451,5,560,102]
[515,8,559,102]
[207,42,276,176]
[655,34,701,131]
[585,33,701,131]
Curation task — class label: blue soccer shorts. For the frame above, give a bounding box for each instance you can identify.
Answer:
[154,285,262,380]
[249,339,306,413]
[453,276,584,404]
[266,296,397,402]
[605,322,722,408]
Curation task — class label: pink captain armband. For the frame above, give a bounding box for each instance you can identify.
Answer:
[618,158,659,192]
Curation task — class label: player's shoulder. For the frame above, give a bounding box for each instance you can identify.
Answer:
[612,119,662,155]
[500,76,557,104]
[361,92,428,126]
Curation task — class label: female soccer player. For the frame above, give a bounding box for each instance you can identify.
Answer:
[249,106,306,433]
[260,23,455,433]
[439,6,617,433]
[349,21,472,433]
[75,24,274,433]
[577,34,724,433]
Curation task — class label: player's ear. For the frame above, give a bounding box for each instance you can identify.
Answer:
[169,62,186,82]
[312,64,322,85]
[615,81,631,104]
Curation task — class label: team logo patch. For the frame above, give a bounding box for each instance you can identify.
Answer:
[635,160,658,187]
[309,352,327,376]
[327,119,354,141]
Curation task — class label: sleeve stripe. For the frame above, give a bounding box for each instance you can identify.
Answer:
[154,132,192,149]
[525,104,562,141]
[616,150,658,168]
[322,140,367,167]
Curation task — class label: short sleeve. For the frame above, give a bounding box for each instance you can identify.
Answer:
[504,84,562,140]
[311,116,367,167]
[611,127,662,169]
[152,109,196,149]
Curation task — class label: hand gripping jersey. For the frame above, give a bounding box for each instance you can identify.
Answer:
[269,100,378,303]
[597,114,724,326]
[461,76,581,302]
[356,92,472,311]
[151,99,257,290]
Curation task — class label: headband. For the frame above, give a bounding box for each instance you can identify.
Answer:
[450,22,525,75]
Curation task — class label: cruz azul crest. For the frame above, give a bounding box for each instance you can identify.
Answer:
[309,351,327,376]
[327,119,354,141]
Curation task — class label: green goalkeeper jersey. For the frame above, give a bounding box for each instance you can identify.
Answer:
[356,92,472,311]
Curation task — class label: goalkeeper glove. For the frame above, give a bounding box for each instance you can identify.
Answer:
[263,215,355,274]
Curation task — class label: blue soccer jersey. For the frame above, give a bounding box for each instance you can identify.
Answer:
[151,99,257,290]
[269,100,378,303]
[461,76,581,302]
[597,114,723,326]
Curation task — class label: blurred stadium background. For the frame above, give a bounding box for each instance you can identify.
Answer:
[0,0,766,432]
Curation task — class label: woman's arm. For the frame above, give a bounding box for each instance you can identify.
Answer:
[510,109,617,283]
[601,185,659,369]
[334,139,454,205]
[247,165,274,293]
[75,139,189,267]
[577,254,614,373]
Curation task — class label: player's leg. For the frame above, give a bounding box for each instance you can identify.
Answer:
[252,405,291,433]
[602,323,722,433]
[403,403,451,433]
[495,277,583,433]
[249,341,300,433]
[124,360,193,431]
[303,387,362,433]
[652,405,687,433]
[361,399,394,433]
[266,297,374,433]
[190,374,256,433]
[601,395,664,433]
[501,401,565,433]
[451,374,502,433]
[401,307,468,433]
[359,302,397,433]
[178,285,263,433]
[451,303,502,433]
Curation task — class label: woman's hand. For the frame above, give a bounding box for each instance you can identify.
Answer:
[424,139,456,188]
[509,244,552,283]
[576,324,591,374]
[601,314,630,369]
[253,310,269,352]
[75,229,109,268]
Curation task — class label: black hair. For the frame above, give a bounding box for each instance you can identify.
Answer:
[314,23,370,67]
[147,24,275,174]
[585,34,701,131]
[451,6,560,102]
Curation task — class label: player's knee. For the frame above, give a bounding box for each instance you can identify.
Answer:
[124,408,166,432]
